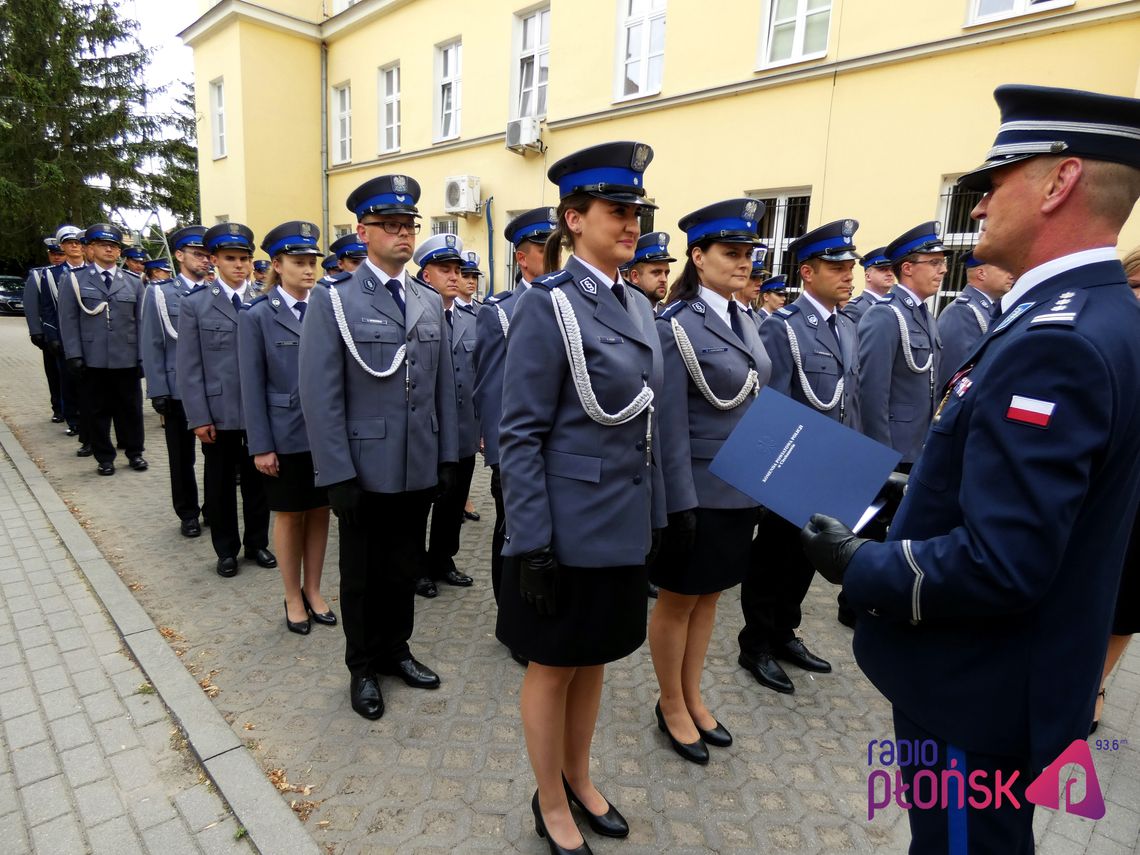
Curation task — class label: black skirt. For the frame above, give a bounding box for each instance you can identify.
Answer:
[1112,506,1140,635]
[496,560,648,666]
[651,506,755,595]
[260,451,328,513]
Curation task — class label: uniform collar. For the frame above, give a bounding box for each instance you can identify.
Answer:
[697,285,732,327]
[454,295,471,308]
[1000,247,1119,311]
[571,254,617,291]
[894,282,926,308]
[92,262,117,276]
[364,258,406,287]
[278,287,306,310]
[799,289,836,323]
[218,279,247,301]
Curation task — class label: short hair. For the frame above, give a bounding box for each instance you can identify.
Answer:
[1123,245,1140,279]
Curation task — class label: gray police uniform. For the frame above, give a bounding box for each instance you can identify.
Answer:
[857,286,942,467]
[24,266,64,420]
[141,276,201,523]
[841,290,884,325]
[935,284,995,393]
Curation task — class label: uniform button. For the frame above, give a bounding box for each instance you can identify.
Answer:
[411,382,417,389]
[411,405,416,411]
[407,333,413,341]
[641,372,649,380]
[748,360,755,368]
[351,429,359,437]
[635,441,645,451]
[410,359,416,365]
[632,474,643,485]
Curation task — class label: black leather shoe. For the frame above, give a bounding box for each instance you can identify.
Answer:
[654,701,709,764]
[65,427,79,436]
[51,414,64,423]
[301,592,337,626]
[837,605,857,629]
[96,462,115,476]
[379,657,440,689]
[76,444,93,457]
[532,791,591,855]
[738,651,794,694]
[350,675,384,720]
[774,637,832,673]
[562,775,629,838]
[216,556,238,578]
[415,577,438,598]
[696,720,733,748]
[128,456,148,471]
[180,519,201,538]
[285,601,311,635]
[647,582,659,599]
[441,568,473,587]
[463,510,481,522]
[245,548,277,568]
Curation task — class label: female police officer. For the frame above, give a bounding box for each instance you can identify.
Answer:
[651,200,770,763]
[238,221,334,635]
[497,141,665,854]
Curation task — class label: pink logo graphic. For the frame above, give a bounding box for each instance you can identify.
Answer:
[1025,740,1105,820]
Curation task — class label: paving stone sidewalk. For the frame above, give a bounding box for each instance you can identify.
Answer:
[1,316,1138,853]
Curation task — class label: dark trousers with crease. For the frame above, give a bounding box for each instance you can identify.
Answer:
[42,349,62,417]
[162,399,200,523]
[340,489,433,678]
[489,464,506,602]
[84,368,144,465]
[425,455,476,578]
[739,511,814,654]
[201,430,267,559]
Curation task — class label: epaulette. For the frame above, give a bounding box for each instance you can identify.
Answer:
[954,294,970,304]
[532,270,574,291]
[243,294,268,310]
[417,277,439,295]
[320,270,352,288]
[485,291,512,305]
[186,284,208,296]
[1028,289,1086,329]
[775,304,800,318]
[657,301,685,320]
[880,293,896,303]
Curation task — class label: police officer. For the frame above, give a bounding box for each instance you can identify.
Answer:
[251,259,269,291]
[756,275,787,322]
[122,246,148,276]
[321,253,341,278]
[738,220,862,694]
[473,205,557,614]
[735,245,768,328]
[24,237,67,423]
[459,249,483,306]
[802,83,1140,854]
[57,224,148,476]
[653,199,770,763]
[141,227,206,537]
[841,246,894,324]
[857,221,946,469]
[40,226,88,443]
[176,223,274,577]
[144,258,173,283]
[299,174,458,720]
[934,254,1015,392]
[329,233,368,275]
[625,231,676,308]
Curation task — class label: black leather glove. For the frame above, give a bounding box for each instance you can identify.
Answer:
[519,546,559,616]
[151,396,170,416]
[667,509,698,552]
[435,462,457,499]
[800,514,869,585]
[46,339,63,357]
[878,471,909,508]
[646,528,663,565]
[137,364,145,379]
[30,334,45,350]
[66,357,86,377]
[327,479,365,527]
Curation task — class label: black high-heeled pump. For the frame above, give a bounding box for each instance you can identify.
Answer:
[655,701,709,764]
[531,791,592,855]
[562,774,629,838]
[284,600,310,635]
[301,592,337,626]
[696,719,733,748]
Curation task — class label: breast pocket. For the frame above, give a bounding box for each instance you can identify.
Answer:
[803,353,839,377]
[352,322,401,370]
[416,323,441,370]
[202,319,234,351]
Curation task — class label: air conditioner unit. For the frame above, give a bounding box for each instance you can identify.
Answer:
[443,175,481,215]
[506,116,543,154]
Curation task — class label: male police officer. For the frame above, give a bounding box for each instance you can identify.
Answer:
[802,84,1140,853]
[177,223,273,576]
[626,232,675,308]
[141,226,206,537]
[321,253,341,278]
[25,237,67,423]
[144,258,173,283]
[841,246,894,325]
[857,222,946,469]
[57,224,148,476]
[473,206,557,614]
[41,226,88,443]
[251,259,269,291]
[735,246,767,328]
[299,174,458,720]
[934,254,1015,392]
[122,246,148,276]
[329,233,368,275]
[738,220,862,694]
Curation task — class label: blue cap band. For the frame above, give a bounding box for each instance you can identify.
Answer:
[510,222,554,244]
[173,235,204,250]
[892,234,942,259]
[419,247,462,266]
[266,234,319,256]
[795,236,855,260]
[355,192,416,217]
[557,166,643,198]
[87,230,118,242]
[334,241,367,258]
[684,217,757,245]
[207,235,253,252]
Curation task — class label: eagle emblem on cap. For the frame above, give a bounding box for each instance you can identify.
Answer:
[754,247,768,263]
[657,233,667,246]
[445,234,456,248]
[392,175,408,193]
[467,252,476,263]
[744,200,759,220]
[228,224,240,235]
[933,221,942,237]
[842,219,855,237]
[548,208,557,223]
[300,223,312,237]
[631,144,650,170]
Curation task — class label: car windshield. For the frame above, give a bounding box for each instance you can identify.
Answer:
[0,277,23,294]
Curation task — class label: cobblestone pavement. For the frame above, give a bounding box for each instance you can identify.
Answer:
[1,316,1137,854]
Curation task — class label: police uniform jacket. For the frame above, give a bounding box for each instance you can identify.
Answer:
[499,256,667,568]
[840,290,882,325]
[140,277,194,400]
[176,282,256,431]
[856,286,942,464]
[449,302,480,459]
[934,284,996,393]
[761,295,862,432]
[473,283,524,467]
[57,265,144,369]
[298,267,459,493]
[844,257,1140,771]
[23,269,46,336]
[238,287,310,456]
[656,298,770,512]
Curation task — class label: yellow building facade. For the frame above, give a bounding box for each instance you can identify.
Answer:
[182,0,1140,296]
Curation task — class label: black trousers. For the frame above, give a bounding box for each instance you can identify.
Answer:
[489,464,506,602]
[201,430,268,559]
[42,348,62,417]
[84,368,144,465]
[340,489,434,678]
[739,511,814,654]
[162,399,200,523]
[425,455,477,578]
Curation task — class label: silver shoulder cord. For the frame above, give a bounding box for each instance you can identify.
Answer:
[43,268,58,302]
[328,283,408,379]
[888,303,933,373]
[669,317,759,410]
[784,324,843,412]
[967,302,989,334]
[496,305,510,338]
[154,285,178,340]
[70,272,107,316]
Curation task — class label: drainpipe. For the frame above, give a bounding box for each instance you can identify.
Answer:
[483,196,494,296]
[320,41,330,249]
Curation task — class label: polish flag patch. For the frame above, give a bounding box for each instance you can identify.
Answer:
[1006,395,1055,428]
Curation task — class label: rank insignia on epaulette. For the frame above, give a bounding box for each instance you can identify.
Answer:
[690,301,705,314]
[994,301,1036,332]
[579,277,597,295]
[775,308,793,317]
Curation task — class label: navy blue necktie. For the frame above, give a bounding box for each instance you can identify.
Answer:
[296,301,307,323]
[231,293,241,312]
[990,301,1003,321]
[728,300,745,341]
[445,307,453,328]
[827,313,839,346]
[385,279,405,316]
[612,281,627,310]
[102,271,112,289]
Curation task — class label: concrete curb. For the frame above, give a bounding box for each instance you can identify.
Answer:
[0,418,320,855]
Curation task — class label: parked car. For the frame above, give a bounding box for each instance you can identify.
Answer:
[0,275,25,316]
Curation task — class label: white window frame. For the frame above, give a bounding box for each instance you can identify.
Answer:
[333,224,353,239]
[331,0,358,12]
[759,0,832,71]
[512,6,551,120]
[614,0,666,103]
[378,63,400,154]
[431,217,459,237]
[209,78,226,159]
[967,0,1073,26]
[746,187,812,285]
[332,83,351,164]
[434,40,462,142]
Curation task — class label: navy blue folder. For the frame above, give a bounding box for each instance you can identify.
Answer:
[709,387,902,528]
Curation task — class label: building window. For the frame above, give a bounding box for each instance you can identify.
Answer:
[763,0,832,68]
[214,214,229,224]
[332,83,351,164]
[969,0,1072,25]
[333,224,352,238]
[749,190,811,291]
[331,0,358,12]
[379,64,400,153]
[516,7,550,119]
[435,40,462,142]
[618,0,666,100]
[209,79,226,159]
[432,217,458,236]
[934,178,985,311]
